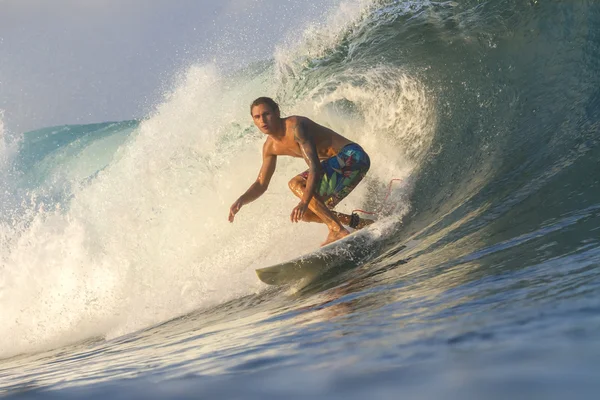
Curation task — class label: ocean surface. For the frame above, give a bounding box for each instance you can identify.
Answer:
[2,0,600,398]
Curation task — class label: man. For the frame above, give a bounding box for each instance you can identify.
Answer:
[228,97,372,246]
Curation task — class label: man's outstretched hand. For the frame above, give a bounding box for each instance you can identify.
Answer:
[229,198,243,222]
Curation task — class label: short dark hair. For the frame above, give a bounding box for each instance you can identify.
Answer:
[250,97,280,116]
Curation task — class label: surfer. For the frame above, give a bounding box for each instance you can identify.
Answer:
[228,97,373,246]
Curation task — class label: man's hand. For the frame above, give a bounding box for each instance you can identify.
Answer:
[229,198,244,222]
[290,201,309,223]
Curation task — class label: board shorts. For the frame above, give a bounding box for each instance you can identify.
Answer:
[299,143,370,209]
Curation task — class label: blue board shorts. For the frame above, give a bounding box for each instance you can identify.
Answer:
[299,143,370,209]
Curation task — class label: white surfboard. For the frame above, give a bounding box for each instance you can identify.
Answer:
[255,228,377,286]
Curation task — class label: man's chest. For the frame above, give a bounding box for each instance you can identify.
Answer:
[270,138,303,157]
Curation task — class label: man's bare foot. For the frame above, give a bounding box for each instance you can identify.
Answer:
[321,229,350,247]
[345,212,376,230]
[355,217,375,229]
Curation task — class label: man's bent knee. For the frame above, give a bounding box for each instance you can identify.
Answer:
[288,176,306,191]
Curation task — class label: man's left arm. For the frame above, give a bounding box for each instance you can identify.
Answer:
[291,118,321,222]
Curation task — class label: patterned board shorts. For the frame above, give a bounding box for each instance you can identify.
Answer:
[299,143,370,209]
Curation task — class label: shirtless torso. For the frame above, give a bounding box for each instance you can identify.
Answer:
[264,116,353,160]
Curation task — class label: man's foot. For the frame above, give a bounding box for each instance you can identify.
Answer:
[355,216,375,229]
[321,228,350,247]
[349,213,375,230]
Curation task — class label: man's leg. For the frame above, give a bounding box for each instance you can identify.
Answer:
[288,176,349,245]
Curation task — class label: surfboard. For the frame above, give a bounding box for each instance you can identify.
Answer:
[255,228,376,286]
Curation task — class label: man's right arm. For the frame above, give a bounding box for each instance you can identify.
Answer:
[228,144,277,222]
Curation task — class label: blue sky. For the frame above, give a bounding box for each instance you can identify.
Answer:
[0,0,337,133]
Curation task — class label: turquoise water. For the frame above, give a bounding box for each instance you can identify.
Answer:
[2,0,600,398]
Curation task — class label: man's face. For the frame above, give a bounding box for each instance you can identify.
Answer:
[252,103,279,134]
